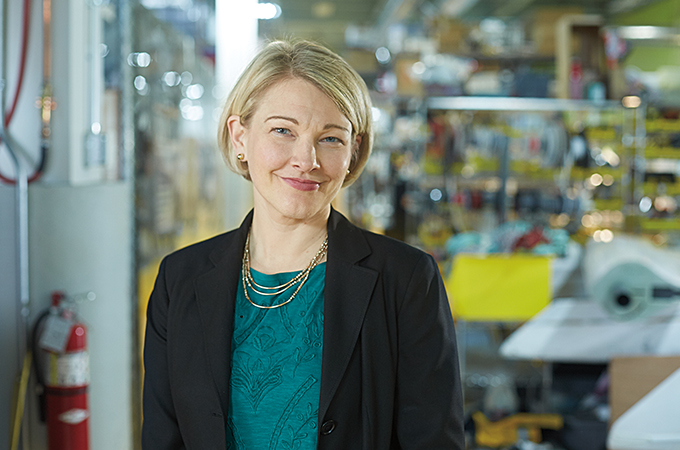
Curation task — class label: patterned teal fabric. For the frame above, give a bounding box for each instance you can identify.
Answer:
[226,263,326,450]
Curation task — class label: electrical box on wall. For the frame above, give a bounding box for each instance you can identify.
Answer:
[46,0,118,185]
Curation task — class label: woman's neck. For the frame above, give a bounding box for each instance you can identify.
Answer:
[248,208,330,274]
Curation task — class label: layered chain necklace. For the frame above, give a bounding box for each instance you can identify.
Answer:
[241,231,328,309]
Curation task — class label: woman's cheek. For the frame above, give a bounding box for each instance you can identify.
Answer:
[260,142,289,165]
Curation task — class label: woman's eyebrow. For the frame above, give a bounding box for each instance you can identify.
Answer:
[265,115,298,124]
[265,115,349,133]
[323,124,350,133]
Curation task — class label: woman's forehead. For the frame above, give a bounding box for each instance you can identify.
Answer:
[251,78,352,129]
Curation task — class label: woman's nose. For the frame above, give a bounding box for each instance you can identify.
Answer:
[291,139,320,172]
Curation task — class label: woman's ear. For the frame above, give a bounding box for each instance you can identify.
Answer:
[353,134,362,153]
[227,115,247,159]
[352,134,362,164]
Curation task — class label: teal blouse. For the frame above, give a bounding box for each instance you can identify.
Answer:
[226,263,326,450]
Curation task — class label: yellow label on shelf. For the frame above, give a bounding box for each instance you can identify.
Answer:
[445,254,552,321]
[645,147,680,159]
[643,183,680,196]
[423,155,445,175]
[646,119,680,132]
[501,125,523,138]
[469,155,499,172]
[510,160,541,172]
[508,161,558,180]
[451,162,465,174]
[571,167,623,179]
[640,218,680,231]
[587,129,617,140]
[593,198,623,210]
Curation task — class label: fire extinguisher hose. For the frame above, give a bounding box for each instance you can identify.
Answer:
[9,351,32,450]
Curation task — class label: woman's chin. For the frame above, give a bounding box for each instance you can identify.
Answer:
[257,199,331,224]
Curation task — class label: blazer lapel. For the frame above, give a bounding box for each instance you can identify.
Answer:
[194,212,252,416]
[319,209,378,421]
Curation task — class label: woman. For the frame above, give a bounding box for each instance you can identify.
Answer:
[143,39,464,450]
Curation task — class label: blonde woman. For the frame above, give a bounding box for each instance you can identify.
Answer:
[143,39,464,450]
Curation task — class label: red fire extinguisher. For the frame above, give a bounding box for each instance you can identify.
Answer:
[34,291,91,450]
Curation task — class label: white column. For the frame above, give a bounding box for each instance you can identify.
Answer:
[215,0,258,229]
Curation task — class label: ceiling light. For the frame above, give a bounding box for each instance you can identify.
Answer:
[256,2,281,20]
[616,26,676,40]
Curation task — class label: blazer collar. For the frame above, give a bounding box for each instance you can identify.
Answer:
[195,210,252,415]
[319,209,378,421]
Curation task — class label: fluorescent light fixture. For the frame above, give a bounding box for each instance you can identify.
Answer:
[616,26,680,41]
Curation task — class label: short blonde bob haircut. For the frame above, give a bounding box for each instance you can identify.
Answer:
[218,39,373,187]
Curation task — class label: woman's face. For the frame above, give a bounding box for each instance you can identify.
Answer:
[228,78,360,224]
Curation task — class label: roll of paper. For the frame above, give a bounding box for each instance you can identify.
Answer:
[583,236,680,320]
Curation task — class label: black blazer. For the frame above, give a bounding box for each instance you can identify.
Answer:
[143,209,464,449]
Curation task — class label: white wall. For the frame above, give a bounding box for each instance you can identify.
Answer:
[0,188,20,450]
[25,183,133,450]
[0,0,134,448]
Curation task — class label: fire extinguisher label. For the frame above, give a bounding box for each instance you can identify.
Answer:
[39,315,72,353]
[56,351,90,387]
[58,408,90,425]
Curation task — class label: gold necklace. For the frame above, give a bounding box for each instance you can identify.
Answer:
[241,232,328,309]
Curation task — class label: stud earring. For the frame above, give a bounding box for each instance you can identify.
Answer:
[237,153,244,161]
[346,169,350,175]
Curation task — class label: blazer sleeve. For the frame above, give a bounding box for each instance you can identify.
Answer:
[395,253,465,450]
[142,258,186,449]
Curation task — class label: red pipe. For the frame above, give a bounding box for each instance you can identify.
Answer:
[1,0,44,185]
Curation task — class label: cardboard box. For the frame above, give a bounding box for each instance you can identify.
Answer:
[530,7,582,55]
[394,56,424,97]
[609,356,680,426]
[433,18,469,54]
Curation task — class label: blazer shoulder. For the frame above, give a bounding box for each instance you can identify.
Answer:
[360,227,432,262]
[330,209,433,270]
[162,229,239,276]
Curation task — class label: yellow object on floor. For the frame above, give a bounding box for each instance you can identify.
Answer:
[473,411,563,448]
[446,254,552,321]
[10,351,31,450]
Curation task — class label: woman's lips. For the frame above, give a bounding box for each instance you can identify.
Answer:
[282,177,321,191]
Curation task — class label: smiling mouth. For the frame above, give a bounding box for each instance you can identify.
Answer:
[282,177,321,191]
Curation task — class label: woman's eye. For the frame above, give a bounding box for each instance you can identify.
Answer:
[321,136,343,144]
[272,127,291,135]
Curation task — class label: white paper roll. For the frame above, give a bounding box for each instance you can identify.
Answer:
[583,235,680,320]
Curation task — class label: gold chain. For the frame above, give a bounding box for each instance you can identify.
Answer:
[241,231,328,309]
